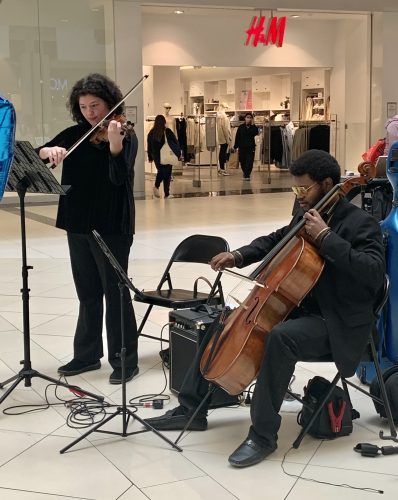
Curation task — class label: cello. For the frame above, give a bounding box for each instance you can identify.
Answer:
[200,162,377,396]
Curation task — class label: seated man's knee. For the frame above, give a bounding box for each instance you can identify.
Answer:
[266,323,298,360]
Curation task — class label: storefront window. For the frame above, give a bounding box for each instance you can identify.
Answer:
[0,0,115,149]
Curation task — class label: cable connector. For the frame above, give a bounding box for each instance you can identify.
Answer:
[134,399,164,409]
[354,442,398,457]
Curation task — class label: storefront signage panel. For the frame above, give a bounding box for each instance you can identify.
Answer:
[245,16,287,48]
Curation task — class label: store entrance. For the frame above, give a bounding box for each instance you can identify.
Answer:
[143,65,335,198]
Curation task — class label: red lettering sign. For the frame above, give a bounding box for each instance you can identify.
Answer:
[245,16,287,47]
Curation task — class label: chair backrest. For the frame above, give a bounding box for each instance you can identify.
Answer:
[156,235,229,295]
[171,235,229,264]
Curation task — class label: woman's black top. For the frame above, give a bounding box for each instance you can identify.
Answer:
[39,123,137,235]
[147,128,180,167]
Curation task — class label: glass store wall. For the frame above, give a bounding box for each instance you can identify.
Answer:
[0,0,115,160]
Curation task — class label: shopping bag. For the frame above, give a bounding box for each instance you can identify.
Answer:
[160,134,179,166]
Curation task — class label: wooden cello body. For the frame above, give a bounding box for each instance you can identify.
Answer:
[200,162,376,396]
[200,235,324,395]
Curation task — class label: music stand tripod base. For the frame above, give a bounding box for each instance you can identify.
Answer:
[0,141,103,407]
[59,231,182,454]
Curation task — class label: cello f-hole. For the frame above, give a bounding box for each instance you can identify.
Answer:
[245,297,259,325]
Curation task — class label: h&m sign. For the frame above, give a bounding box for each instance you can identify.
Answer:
[245,16,287,47]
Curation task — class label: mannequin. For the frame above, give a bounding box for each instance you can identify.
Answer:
[217,102,232,176]
[163,102,177,134]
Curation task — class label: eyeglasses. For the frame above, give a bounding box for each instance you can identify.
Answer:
[291,182,318,196]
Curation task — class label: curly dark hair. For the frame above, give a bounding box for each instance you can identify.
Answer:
[290,149,341,186]
[67,73,124,124]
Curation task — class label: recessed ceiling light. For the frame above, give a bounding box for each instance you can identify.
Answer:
[60,18,69,23]
[291,15,300,18]
[174,10,184,15]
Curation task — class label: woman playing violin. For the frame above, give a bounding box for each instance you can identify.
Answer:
[145,149,385,467]
[37,73,139,384]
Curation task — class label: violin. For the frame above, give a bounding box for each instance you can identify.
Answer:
[89,114,135,145]
[48,75,148,168]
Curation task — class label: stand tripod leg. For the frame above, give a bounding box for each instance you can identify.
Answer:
[0,376,24,405]
[60,409,121,454]
[0,373,20,389]
[132,410,182,452]
[174,386,215,445]
[36,373,104,402]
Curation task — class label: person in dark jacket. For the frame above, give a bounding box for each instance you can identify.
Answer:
[234,112,259,180]
[147,115,181,198]
[37,73,139,385]
[145,150,385,468]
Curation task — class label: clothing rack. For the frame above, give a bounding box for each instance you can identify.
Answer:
[261,116,337,184]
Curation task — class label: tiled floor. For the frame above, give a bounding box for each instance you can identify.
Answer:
[0,190,397,500]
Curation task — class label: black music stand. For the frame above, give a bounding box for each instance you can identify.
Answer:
[59,230,182,453]
[0,141,103,406]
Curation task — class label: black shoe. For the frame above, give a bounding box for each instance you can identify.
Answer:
[144,407,208,431]
[58,359,101,376]
[228,438,277,468]
[109,366,139,384]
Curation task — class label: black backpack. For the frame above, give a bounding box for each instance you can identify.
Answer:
[297,376,359,439]
[369,366,398,423]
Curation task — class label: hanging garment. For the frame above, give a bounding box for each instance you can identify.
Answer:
[292,127,308,161]
[309,125,330,152]
[262,125,270,164]
[270,126,284,165]
[304,97,314,120]
[175,117,188,161]
[254,130,262,162]
[325,97,331,121]
[186,118,196,147]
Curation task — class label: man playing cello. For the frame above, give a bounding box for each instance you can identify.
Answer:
[146,150,385,468]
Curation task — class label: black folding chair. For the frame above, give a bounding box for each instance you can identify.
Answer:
[134,234,229,342]
[288,274,397,448]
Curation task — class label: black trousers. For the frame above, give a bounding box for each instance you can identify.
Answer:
[67,232,138,370]
[238,148,255,178]
[218,143,229,171]
[155,164,173,196]
[178,312,331,448]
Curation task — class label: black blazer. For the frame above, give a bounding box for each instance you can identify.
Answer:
[236,198,386,377]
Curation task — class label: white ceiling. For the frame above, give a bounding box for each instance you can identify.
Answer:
[139,0,398,13]
[141,5,366,20]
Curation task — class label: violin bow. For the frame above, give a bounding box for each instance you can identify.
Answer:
[49,74,149,169]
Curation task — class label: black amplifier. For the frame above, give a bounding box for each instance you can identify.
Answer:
[169,306,239,408]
